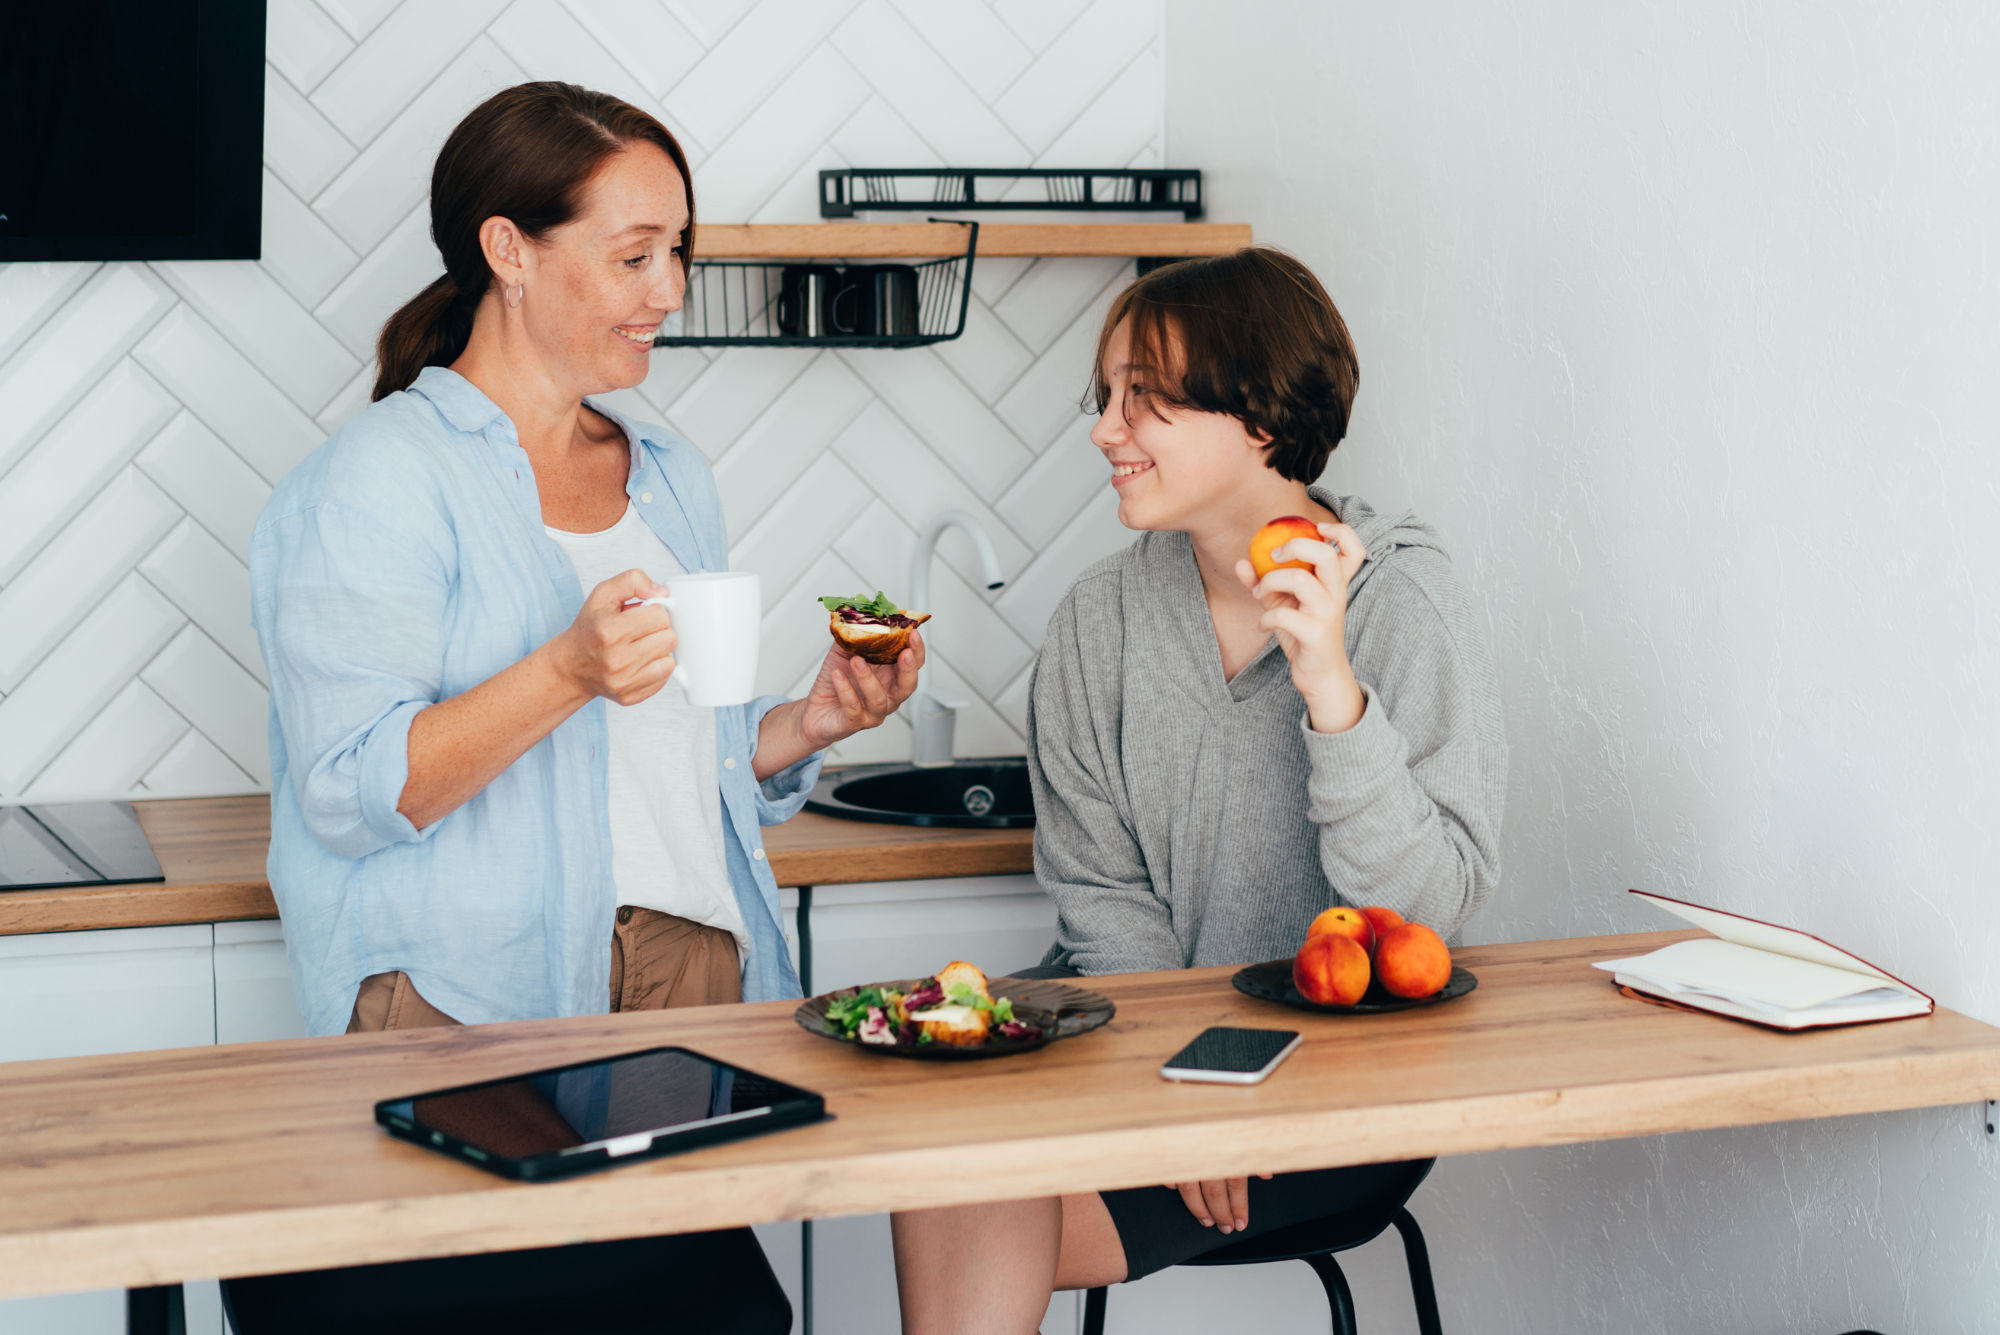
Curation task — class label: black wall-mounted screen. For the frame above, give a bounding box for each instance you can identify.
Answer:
[0,0,266,261]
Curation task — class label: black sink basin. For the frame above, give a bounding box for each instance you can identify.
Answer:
[804,758,1034,828]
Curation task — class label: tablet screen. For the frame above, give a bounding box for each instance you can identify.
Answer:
[377,1047,821,1177]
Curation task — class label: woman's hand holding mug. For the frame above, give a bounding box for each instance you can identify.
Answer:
[551,568,680,706]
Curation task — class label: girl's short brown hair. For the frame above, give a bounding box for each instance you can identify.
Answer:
[1090,247,1360,482]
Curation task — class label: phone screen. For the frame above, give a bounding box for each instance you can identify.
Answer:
[1162,1027,1301,1074]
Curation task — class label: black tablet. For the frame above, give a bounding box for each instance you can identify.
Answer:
[375,1046,826,1182]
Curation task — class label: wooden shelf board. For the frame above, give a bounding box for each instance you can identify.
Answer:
[693,222,1251,259]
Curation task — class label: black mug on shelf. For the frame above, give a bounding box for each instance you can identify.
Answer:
[776,264,842,337]
[839,264,921,337]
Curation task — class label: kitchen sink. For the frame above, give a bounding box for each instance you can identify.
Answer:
[804,758,1034,828]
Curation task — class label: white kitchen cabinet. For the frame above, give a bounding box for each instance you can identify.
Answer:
[214,919,307,1044]
[0,925,226,1334]
[791,874,1057,993]
[0,923,214,1061]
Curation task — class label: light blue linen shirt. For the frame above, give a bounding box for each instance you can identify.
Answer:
[249,367,820,1035]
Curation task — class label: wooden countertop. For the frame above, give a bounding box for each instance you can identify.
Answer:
[0,796,1034,936]
[2,929,1996,1299]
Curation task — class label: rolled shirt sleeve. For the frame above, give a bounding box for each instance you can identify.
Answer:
[744,693,823,823]
[253,501,451,860]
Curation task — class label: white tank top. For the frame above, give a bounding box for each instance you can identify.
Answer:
[544,503,746,956]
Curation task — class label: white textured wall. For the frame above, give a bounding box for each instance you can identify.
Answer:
[0,0,1164,805]
[1166,1,2000,1331]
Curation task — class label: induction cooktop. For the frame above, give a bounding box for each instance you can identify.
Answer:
[0,802,163,890]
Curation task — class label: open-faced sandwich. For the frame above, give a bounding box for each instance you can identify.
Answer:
[819,590,931,666]
[821,961,1043,1049]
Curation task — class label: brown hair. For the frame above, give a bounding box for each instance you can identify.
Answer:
[1089,248,1360,483]
[371,82,693,401]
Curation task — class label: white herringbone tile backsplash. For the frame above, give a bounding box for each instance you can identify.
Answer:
[0,0,1167,803]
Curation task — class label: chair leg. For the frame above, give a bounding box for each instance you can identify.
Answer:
[126,1284,186,1335]
[1300,1253,1359,1335]
[1081,1285,1108,1335]
[1391,1209,1445,1335]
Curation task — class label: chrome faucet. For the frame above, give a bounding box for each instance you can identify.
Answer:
[908,510,1007,767]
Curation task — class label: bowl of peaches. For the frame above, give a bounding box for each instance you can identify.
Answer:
[1232,907,1478,1015]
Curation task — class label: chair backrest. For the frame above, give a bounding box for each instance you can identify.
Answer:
[1182,1158,1435,1268]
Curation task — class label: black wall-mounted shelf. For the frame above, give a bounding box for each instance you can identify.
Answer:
[820,168,1202,219]
[655,222,977,350]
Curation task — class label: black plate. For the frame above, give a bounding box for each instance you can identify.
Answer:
[1232,959,1479,1014]
[795,976,1114,1060]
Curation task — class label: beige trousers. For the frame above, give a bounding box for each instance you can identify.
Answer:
[346,908,742,1032]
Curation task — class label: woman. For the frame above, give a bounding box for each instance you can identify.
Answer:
[252,82,916,1034]
[890,249,1507,1333]
[240,83,913,1330]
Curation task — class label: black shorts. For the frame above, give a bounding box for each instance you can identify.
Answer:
[1005,965,1432,1283]
[1100,1160,1429,1281]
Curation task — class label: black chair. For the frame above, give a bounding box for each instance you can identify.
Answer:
[1081,1161,1444,1335]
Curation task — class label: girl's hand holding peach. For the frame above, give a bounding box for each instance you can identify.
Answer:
[1235,517,1370,734]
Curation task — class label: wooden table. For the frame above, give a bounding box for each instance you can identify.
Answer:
[0,797,1035,935]
[3,929,1997,1300]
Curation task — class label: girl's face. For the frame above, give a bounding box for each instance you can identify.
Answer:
[1090,317,1273,533]
[515,141,689,396]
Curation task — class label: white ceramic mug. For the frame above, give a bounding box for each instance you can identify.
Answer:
[633,572,761,707]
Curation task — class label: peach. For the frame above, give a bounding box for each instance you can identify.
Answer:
[1305,906,1376,955]
[1374,923,1452,999]
[1293,932,1371,1006]
[1358,906,1405,946]
[1249,515,1321,580]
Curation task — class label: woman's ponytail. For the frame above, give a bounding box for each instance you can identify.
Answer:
[372,273,479,402]
[368,82,694,402]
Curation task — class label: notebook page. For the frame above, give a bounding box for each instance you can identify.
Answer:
[1614,972,1911,1015]
[1604,975,1933,1029]
[1591,938,1919,1010]
[1630,891,1896,983]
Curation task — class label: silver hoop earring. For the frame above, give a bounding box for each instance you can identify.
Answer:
[505,282,523,309]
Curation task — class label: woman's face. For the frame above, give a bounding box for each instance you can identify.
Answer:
[516,141,688,395]
[1090,317,1271,532]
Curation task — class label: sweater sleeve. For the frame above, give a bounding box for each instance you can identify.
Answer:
[1303,561,1507,939]
[1026,587,1184,975]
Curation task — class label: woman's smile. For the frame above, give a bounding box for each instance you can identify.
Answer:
[1110,459,1155,485]
[614,323,659,348]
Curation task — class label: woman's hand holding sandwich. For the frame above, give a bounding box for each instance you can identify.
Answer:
[800,634,925,749]
[748,633,925,781]
[1235,520,1369,735]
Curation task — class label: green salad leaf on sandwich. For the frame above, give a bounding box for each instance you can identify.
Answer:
[818,590,903,617]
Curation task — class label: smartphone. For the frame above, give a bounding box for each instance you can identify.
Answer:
[1159,1027,1303,1085]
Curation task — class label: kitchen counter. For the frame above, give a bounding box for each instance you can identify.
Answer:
[0,795,1034,937]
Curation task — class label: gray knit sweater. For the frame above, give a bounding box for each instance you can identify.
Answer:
[1028,490,1507,975]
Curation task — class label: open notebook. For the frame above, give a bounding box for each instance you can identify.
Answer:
[1593,890,1933,1031]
